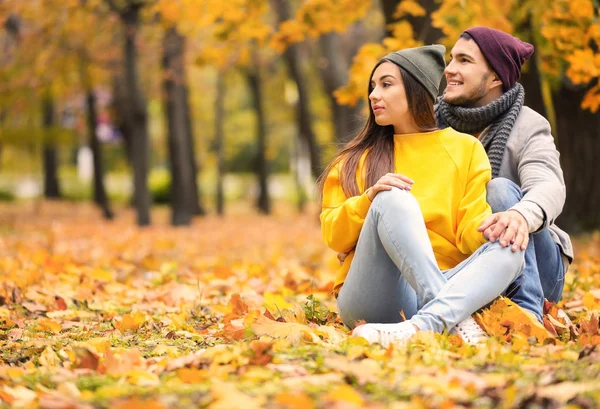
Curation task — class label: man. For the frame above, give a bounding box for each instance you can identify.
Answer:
[435,27,573,322]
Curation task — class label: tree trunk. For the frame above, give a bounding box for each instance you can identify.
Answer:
[291,135,310,212]
[183,84,205,215]
[380,0,397,37]
[520,54,547,118]
[86,89,114,219]
[272,0,321,179]
[318,30,364,144]
[553,84,600,232]
[246,68,270,214]
[163,27,196,226]
[122,6,151,226]
[111,74,134,166]
[405,0,443,44]
[42,95,61,199]
[518,15,547,119]
[214,72,226,216]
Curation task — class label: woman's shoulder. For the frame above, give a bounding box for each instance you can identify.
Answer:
[436,127,489,167]
[437,127,479,147]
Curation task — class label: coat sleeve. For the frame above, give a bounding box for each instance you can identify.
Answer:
[455,141,492,255]
[510,116,565,232]
[320,163,372,253]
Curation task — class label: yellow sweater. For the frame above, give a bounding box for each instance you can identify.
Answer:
[320,128,492,296]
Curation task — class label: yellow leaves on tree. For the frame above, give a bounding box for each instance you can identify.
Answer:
[540,0,600,112]
[335,2,423,107]
[271,0,372,53]
[431,0,515,48]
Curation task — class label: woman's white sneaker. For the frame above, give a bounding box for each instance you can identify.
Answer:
[450,316,489,345]
[352,321,417,348]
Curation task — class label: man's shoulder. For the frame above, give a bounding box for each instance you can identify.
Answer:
[512,106,551,136]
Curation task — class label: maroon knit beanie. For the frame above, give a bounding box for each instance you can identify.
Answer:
[463,27,534,92]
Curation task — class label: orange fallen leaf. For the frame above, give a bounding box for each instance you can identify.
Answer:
[177,368,208,383]
[248,340,273,366]
[274,392,315,409]
[113,397,166,409]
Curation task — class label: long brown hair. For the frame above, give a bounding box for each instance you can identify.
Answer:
[318,59,438,201]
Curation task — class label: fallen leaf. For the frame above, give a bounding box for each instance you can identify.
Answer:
[274,392,315,409]
[324,384,364,406]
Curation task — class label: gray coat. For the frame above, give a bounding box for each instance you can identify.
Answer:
[480,106,573,263]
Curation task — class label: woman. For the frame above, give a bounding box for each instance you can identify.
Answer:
[318,45,524,346]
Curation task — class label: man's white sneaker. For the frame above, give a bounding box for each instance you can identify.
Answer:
[450,316,489,345]
[352,321,417,348]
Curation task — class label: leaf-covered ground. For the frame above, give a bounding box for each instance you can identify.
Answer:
[1,202,600,409]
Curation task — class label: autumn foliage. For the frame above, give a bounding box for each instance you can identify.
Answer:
[0,203,599,408]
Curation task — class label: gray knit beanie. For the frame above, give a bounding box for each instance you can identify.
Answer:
[381,44,446,101]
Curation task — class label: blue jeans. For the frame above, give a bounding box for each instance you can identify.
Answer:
[337,188,524,332]
[486,178,565,322]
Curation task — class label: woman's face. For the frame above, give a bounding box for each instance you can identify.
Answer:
[369,62,409,132]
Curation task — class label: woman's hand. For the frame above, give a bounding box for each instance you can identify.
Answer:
[366,173,414,201]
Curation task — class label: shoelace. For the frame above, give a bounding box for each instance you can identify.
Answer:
[378,326,413,346]
[454,319,488,342]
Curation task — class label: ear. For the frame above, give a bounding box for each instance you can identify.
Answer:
[490,73,503,90]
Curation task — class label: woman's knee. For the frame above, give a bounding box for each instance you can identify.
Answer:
[488,241,526,282]
[371,188,422,218]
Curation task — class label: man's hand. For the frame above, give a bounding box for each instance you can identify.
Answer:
[478,210,529,252]
[337,251,349,265]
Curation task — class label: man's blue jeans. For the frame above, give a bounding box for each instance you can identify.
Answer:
[487,178,565,321]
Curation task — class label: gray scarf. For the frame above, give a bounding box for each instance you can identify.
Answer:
[435,83,525,178]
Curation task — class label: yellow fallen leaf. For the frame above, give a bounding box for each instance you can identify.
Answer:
[151,344,180,358]
[208,381,266,409]
[37,319,62,333]
[126,370,160,386]
[263,292,294,312]
[39,347,61,367]
[252,314,313,344]
[1,385,37,406]
[324,384,364,406]
[537,381,600,403]
[88,268,113,282]
[583,291,600,310]
[114,311,147,333]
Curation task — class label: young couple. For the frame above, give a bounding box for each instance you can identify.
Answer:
[319,27,573,346]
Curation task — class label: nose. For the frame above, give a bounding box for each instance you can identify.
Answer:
[444,60,456,76]
[369,86,380,102]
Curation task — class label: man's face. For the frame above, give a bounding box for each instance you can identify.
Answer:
[443,38,501,107]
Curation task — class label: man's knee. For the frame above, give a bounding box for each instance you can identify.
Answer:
[486,178,523,212]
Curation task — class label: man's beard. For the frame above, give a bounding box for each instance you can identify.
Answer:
[443,73,490,106]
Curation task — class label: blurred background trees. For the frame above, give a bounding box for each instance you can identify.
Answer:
[0,0,598,232]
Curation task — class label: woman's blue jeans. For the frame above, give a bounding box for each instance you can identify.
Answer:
[337,188,524,332]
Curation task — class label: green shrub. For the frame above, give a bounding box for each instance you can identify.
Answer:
[0,189,15,202]
[149,168,171,205]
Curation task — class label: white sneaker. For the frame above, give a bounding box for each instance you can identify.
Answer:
[450,316,489,345]
[352,321,417,348]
